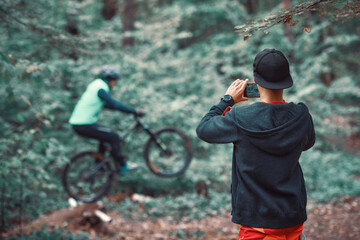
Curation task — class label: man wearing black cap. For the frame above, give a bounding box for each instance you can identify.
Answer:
[196,49,315,240]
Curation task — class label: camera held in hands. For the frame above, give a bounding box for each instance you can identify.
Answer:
[244,83,260,98]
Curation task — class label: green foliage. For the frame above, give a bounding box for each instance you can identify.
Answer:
[106,189,230,221]
[302,151,360,200]
[4,228,101,240]
[0,0,359,236]
[144,190,230,219]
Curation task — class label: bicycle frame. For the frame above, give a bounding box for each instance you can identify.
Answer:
[92,117,170,174]
[120,117,168,153]
[120,117,149,139]
[85,156,113,176]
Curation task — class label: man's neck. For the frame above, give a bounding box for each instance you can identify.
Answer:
[260,95,284,103]
[258,86,284,103]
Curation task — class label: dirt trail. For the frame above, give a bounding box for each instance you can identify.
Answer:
[3,196,359,240]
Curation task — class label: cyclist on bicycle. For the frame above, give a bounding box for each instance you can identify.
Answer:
[69,66,144,174]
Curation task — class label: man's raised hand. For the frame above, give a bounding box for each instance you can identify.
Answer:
[225,79,249,104]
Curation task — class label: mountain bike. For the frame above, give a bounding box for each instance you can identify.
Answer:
[62,116,192,203]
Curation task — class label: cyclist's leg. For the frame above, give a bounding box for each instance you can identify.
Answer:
[72,124,126,166]
[98,142,106,155]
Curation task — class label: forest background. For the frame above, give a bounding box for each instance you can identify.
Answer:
[1,0,360,239]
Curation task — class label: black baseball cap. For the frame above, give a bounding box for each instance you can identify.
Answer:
[253,49,293,90]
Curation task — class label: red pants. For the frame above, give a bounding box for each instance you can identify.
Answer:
[238,223,303,240]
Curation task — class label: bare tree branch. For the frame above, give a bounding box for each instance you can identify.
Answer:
[235,0,360,39]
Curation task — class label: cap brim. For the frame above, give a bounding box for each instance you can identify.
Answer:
[254,72,293,90]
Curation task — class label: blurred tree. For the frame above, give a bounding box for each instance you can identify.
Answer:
[244,0,259,14]
[122,0,137,47]
[156,0,173,7]
[65,12,79,35]
[65,8,80,60]
[102,0,119,20]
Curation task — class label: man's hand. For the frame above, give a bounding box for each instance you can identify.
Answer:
[225,79,249,104]
[135,109,145,117]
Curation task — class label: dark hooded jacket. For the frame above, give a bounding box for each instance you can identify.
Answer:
[196,100,315,229]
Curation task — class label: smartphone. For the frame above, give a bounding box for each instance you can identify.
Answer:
[244,83,260,98]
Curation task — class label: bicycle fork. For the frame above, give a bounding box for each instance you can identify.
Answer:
[147,129,171,155]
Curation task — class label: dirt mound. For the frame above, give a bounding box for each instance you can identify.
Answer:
[3,195,360,240]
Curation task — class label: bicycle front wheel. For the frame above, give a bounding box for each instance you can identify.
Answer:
[62,151,113,203]
[144,127,192,178]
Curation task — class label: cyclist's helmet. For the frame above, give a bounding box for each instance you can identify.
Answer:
[99,66,120,82]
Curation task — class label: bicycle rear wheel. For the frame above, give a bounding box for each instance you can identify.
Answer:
[144,127,192,178]
[62,151,113,203]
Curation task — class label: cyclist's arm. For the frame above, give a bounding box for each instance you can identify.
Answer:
[98,89,136,114]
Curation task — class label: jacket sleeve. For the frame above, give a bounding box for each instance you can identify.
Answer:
[303,115,316,151]
[97,89,136,114]
[196,100,240,144]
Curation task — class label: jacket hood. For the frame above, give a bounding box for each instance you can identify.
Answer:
[233,102,311,155]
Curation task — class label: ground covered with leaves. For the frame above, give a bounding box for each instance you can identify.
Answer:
[4,195,359,240]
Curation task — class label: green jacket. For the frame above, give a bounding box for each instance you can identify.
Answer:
[69,79,110,125]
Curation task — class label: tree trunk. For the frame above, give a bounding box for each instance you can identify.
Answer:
[283,0,296,44]
[65,13,79,60]
[65,17,79,36]
[121,0,137,47]
[156,0,173,7]
[244,0,259,15]
[102,0,119,21]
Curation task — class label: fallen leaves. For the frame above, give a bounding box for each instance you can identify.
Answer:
[290,20,300,26]
[26,65,42,74]
[243,34,252,41]
[283,15,293,24]
[305,195,360,240]
[302,26,312,33]
[8,54,17,64]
